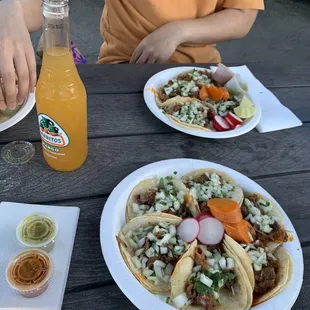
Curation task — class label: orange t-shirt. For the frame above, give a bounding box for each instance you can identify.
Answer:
[98,0,264,64]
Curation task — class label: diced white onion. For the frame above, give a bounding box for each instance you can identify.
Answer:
[141,256,148,269]
[200,274,213,287]
[131,256,142,269]
[198,245,213,257]
[145,247,155,258]
[219,257,227,270]
[213,291,219,299]
[253,263,262,271]
[207,258,215,267]
[137,237,146,248]
[160,247,168,254]
[154,265,163,279]
[157,233,171,246]
[135,248,144,257]
[132,203,140,214]
[128,239,138,249]
[169,237,177,245]
[169,225,177,237]
[226,257,235,270]
[153,244,160,253]
[262,225,273,234]
[154,260,166,268]
[147,232,156,241]
[173,293,189,309]
[143,268,153,277]
[193,265,202,273]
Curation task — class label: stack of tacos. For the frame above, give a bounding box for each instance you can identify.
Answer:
[117,169,294,309]
[155,65,256,132]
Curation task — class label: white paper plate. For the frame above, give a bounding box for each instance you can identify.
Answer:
[0,91,36,133]
[143,67,262,139]
[100,159,303,310]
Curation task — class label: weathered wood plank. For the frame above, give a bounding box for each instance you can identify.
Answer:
[62,245,309,309]
[1,125,310,204]
[0,93,174,144]
[53,170,310,289]
[0,87,309,144]
[63,284,137,310]
[73,63,310,94]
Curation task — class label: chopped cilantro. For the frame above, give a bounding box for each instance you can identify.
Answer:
[266,201,271,207]
[158,178,165,190]
[193,278,214,296]
[173,171,177,175]
[202,270,236,292]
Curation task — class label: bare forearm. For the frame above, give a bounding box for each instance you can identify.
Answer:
[17,0,42,32]
[175,9,258,45]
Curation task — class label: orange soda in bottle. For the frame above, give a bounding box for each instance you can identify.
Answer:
[36,0,88,171]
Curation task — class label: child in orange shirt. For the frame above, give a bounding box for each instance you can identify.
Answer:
[99,0,264,64]
[0,0,264,110]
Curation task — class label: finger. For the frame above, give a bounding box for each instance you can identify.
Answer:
[25,45,37,93]
[1,60,17,110]
[135,51,149,64]
[130,45,143,64]
[146,55,158,64]
[0,84,6,111]
[14,52,29,105]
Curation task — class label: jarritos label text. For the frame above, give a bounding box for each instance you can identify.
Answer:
[38,114,70,148]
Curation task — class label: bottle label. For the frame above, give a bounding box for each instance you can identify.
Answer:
[38,114,70,148]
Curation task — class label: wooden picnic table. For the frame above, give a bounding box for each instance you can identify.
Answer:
[0,63,309,309]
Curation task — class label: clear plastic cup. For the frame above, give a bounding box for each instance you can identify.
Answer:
[1,141,35,165]
[6,249,53,298]
[17,213,58,252]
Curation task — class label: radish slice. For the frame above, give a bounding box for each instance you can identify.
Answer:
[213,115,230,131]
[212,64,234,86]
[196,212,213,222]
[224,116,235,129]
[225,112,243,127]
[198,217,224,245]
[177,218,200,243]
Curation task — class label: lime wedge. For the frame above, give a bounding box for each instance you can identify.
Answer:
[239,96,254,108]
[234,106,256,119]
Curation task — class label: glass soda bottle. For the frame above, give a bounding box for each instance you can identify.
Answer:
[36,0,88,171]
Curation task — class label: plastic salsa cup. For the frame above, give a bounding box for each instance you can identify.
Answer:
[6,249,53,298]
[16,213,58,252]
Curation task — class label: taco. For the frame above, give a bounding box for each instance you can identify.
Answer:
[241,193,293,250]
[156,69,212,105]
[160,97,216,131]
[117,214,197,294]
[183,169,244,213]
[224,234,293,306]
[126,175,200,222]
[170,240,252,309]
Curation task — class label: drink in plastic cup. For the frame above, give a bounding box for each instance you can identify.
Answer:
[17,213,58,252]
[6,249,53,298]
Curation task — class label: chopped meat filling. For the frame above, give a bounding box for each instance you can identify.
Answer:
[136,189,158,206]
[194,247,209,270]
[254,261,277,295]
[185,280,216,309]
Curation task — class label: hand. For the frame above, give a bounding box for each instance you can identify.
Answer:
[0,0,37,111]
[130,22,184,64]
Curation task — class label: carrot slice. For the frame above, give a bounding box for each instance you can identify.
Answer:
[224,220,254,243]
[199,84,209,100]
[219,87,230,100]
[207,84,223,102]
[207,198,242,224]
